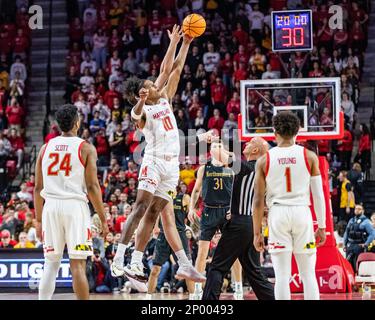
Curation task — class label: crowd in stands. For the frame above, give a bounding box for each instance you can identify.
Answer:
[0,0,32,248]
[0,1,29,180]
[1,0,375,294]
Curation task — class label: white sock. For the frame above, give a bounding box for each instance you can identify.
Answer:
[131,250,143,265]
[114,243,128,266]
[38,260,61,300]
[194,282,202,293]
[295,253,320,300]
[175,250,190,267]
[235,281,243,292]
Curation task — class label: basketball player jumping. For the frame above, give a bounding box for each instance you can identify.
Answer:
[253,112,327,300]
[111,28,207,283]
[34,104,109,300]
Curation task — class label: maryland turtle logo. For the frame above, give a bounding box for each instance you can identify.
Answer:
[167,190,177,199]
[304,242,316,249]
[75,244,93,251]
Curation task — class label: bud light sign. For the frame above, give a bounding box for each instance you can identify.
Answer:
[0,249,72,288]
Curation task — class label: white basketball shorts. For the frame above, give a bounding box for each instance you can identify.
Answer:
[137,155,179,201]
[267,205,316,255]
[42,198,93,260]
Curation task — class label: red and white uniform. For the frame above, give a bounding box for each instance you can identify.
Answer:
[265,144,316,254]
[41,136,92,260]
[138,98,180,201]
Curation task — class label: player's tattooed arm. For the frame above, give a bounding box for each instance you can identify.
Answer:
[253,155,267,252]
[34,144,47,239]
[188,165,204,224]
[155,25,182,90]
[82,142,109,238]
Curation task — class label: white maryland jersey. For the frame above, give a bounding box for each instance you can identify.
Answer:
[142,98,180,158]
[265,144,311,208]
[40,136,88,202]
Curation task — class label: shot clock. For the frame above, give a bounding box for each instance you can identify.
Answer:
[271,10,313,52]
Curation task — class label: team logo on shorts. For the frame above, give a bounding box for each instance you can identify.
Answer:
[304,242,316,249]
[141,166,148,177]
[75,244,93,251]
[167,190,177,199]
[268,242,286,250]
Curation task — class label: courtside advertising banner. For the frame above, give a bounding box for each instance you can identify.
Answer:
[0,249,72,288]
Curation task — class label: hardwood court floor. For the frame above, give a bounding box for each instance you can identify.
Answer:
[0,292,373,300]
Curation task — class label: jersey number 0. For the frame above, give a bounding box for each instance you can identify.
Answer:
[47,153,72,176]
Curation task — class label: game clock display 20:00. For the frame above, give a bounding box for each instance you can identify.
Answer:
[272,10,313,52]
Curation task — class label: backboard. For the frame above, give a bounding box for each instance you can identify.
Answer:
[238,77,344,141]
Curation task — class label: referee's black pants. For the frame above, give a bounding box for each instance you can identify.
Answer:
[202,215,275,300]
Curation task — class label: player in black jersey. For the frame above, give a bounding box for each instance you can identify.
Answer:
[202,137,275,301]
[146,185,193,298]
[188,141,238,299]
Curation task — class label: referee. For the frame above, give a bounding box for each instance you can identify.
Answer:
[202,137,275,300]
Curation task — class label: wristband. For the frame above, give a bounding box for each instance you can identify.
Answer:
[131,108,142,120]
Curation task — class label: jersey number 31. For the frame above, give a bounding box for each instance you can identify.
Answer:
[47,153,72,176]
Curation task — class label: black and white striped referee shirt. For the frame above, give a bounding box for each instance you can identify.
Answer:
[228,160,256,216]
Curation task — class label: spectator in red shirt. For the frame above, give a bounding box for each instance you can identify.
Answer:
[308,62,323,78]
[123,177,136,195]
[108,28,122,55]
[233,23,249,47]
[97,0,110,18]
[268,52,281,77]
[211,77,227,116]
[188,94,202,120]
[94,128,110,167]
[8,128,24,168]
[350,2,369,25]
[97,10,112,33]
[25,174,35,198]
[0,30,13,56]
[208,108,225,132]
[232,62,248,84]
[233,45,249,68]
[69,17,83,43]
[125,160,138,180]
[350,21,366,52]
[45,124,60,143]
[0,79,8,111]
[337,124,354,170]
[226,91,241,120]
[13,29,29,60]
[6,98,24,131]
[356,123,371,173]
[0,230,17,248]
[148,10,162,31]
[317,18,333,51]
[126,125,140,156]
[220,52,233,89]
[162,10,177,30]
[103,82,120,110]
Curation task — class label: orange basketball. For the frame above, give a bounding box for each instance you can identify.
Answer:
[182,14,206,38]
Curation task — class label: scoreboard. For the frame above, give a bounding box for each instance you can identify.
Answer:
[271,10,313,52]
